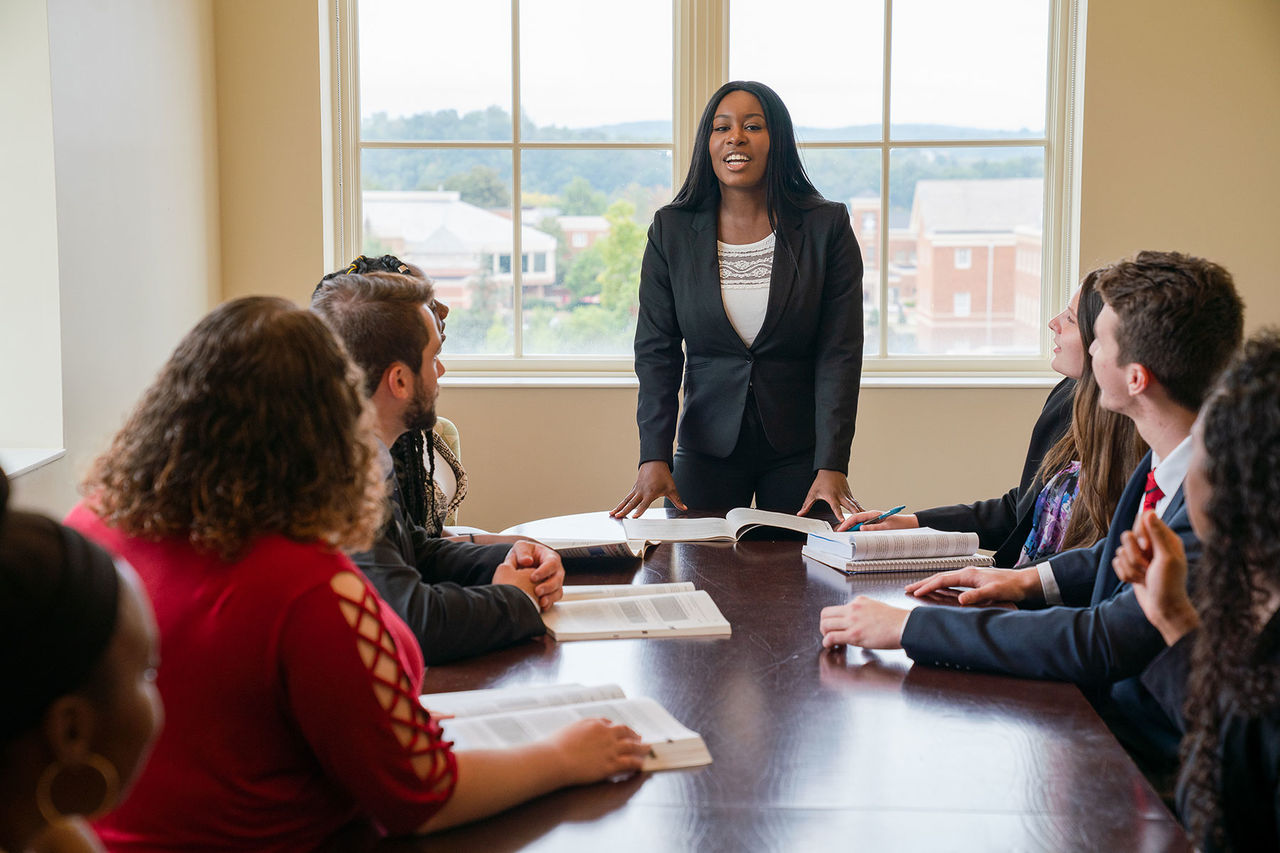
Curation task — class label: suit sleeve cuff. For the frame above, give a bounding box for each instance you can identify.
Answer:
[1037,561,1062,606]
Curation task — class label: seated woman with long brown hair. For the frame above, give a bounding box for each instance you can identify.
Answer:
[0,467,162,853]
[66,297,645,851]
[846,270,1147,604]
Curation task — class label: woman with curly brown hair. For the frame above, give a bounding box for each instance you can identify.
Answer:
[66,297,645,851]
[1115,330,1280,852]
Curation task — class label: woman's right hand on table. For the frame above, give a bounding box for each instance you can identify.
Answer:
[610,461,687,518]
[548,718,648,784]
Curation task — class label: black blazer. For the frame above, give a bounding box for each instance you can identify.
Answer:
[916,377,1075,567]
[902,453,1200,764]
[349,471,544,665]
[634,200,864,472]
[1144,622,1280,852]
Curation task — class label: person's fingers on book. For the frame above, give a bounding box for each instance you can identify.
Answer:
[666,487,687,513]
[610,489,641,518]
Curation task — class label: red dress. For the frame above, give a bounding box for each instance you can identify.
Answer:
[67,504,458,852]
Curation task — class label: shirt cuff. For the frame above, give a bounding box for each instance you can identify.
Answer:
[1037,561,1062,606]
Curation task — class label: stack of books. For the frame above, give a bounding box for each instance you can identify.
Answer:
[802,528,995,575]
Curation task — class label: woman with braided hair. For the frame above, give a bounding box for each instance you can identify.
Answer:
[1114,330,1280,851]
[0,467,162,853]
[323,255,522,543]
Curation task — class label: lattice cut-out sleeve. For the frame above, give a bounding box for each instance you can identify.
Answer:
[278,568,458,834]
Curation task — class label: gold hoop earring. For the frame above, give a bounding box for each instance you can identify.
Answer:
[35,753,120,825]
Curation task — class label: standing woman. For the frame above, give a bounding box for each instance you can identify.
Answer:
[612,81,864,519]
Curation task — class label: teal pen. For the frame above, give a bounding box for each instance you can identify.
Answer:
[850,504,907,531]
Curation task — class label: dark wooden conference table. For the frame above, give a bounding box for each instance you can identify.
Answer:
[398,510,1190,852]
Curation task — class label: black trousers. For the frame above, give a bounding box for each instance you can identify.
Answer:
[671,394,814,513]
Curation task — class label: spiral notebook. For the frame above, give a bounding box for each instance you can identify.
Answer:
[801,544,995,575]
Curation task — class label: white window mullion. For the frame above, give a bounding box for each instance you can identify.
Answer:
[510,0,523,357]
[673,0,728,183]
[879,0,893,360]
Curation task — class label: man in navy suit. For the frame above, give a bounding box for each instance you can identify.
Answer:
[819,251,1244,770]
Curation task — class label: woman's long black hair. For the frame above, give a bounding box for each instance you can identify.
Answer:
[669,81,823,235]
[1181,330,1280,849]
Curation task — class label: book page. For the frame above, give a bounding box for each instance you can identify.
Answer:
[440,696,706,771]
[542,590,730,639]
[725,507,832,538]
[560,582,696,601]
[536,539,648,559]
[421,683,626,718]
[621,517,733,541]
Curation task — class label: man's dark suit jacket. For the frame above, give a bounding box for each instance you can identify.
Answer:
[1144,622,1280,852]
[902,451,1199,765]
[350,472,544,666]
[634,200,863,472]
[915,376,1075,566]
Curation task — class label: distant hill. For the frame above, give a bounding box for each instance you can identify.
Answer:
[361,108,1044,207]
[558,119,1042,145]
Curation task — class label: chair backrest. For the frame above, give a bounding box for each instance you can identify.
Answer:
[430,416,462,526]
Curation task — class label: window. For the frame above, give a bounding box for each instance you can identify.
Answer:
[953,292,972,317]
[335,0,1082,373]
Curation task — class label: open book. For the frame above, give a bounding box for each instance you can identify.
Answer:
[621,507,831,542]
[534,538,652,559]
[542,584,730,641]
[803,527,994,575]
[422,683,711,771]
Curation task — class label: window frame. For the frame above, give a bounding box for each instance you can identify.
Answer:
[330,0,1084,380]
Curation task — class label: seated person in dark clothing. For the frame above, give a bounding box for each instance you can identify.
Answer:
[820,251,1245,774]
[1115,331,1280,853]
[312,258,563,665]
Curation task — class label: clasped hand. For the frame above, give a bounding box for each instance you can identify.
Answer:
[492,540,565,611]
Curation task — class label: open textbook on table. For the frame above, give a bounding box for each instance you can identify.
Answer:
[422,683,711,771]
[803,527,995,574]
[620,507,832,542]
[543,582,731,641]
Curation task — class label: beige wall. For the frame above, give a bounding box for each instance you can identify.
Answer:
[440,383,1050,532]
[12,0,220,514]
[1079,0,1280,330]
[214,0,333,305]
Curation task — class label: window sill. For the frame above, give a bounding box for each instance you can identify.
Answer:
[0,447,66,478]
[440,373,1063,390]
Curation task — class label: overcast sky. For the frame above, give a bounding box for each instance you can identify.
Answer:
[358,0,1049,133]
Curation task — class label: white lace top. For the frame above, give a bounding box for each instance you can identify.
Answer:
[718,232,775,347]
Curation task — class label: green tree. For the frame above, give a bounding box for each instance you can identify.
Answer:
[561,176,607,215]
[563,242,605,304]
[444,165,510,208]
[597,200,645,315]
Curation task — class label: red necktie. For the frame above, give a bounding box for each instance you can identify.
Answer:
[1141,470,1164,513]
